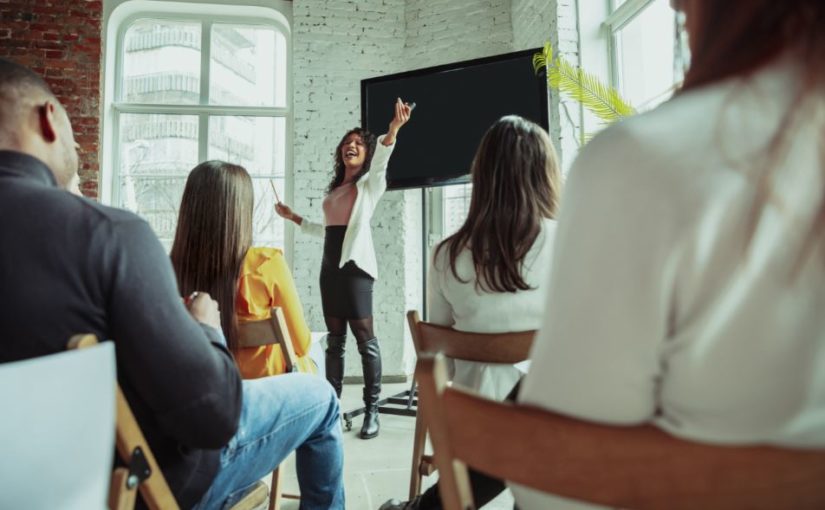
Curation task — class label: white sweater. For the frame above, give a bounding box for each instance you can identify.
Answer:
[515,58,825,509]
[300,135,394,279]
[428,219,556,400]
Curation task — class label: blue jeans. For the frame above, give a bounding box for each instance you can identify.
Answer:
[194,373,345,510]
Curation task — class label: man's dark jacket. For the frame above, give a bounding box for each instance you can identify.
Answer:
[0,151,243,508]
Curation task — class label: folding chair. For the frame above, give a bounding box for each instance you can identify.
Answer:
[405,310,535,499]
[237,306,302,509]
[417,352,825,510]
[68,335,270,510]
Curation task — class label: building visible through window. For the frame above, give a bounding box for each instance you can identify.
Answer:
[114,17,289,250]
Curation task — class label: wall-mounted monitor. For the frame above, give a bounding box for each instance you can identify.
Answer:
[361,48,548,190]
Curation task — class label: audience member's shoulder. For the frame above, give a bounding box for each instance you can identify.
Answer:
[64,191,149,227]
[242,247,286,277]
[248,246,284,258]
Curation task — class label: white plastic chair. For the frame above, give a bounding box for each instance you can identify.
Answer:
[0,342,116,510]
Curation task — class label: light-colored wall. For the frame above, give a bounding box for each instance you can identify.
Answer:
[511,0,562,157]
[403,0,513,69]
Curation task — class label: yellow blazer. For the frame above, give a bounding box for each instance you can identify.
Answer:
[235,247,316,378]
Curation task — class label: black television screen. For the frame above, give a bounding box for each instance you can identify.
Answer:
[361,49,548,190]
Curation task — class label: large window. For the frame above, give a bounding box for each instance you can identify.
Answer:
[112,15,289,249]
[605,0,686,110]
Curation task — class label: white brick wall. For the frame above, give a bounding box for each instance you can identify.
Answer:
[511,0,562,159]
[292,0,570,379]
[404,0,513,70]
[555,0,583,171]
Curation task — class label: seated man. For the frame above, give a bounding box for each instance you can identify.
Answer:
[0,58,344,510]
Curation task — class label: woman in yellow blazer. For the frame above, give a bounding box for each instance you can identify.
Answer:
[171,161,315,378]
[235,246,316,377]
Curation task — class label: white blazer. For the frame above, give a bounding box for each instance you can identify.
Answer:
[428,219,557,401]
[299,135,394,279]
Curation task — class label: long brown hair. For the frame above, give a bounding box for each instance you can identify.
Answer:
[680,1,825,264]
[326,127,377,194]
[435,115,561,293]
[170,161,254,351]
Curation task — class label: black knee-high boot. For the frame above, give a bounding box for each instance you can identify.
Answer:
[358,337,382,439]
[325,334,347,399]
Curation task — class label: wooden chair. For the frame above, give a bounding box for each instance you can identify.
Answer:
[237,306,300,374]
[405,310,535,499]
[237,306,302,508]
[68,335,269,510]
[416,352,825,510]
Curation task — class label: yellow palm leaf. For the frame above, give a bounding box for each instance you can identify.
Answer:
[534,42,636,125]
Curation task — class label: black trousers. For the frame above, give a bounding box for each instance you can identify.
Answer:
[417,380,521,509]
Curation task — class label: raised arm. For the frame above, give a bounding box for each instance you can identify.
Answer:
[367,98,413,194]
[380,97,412,147]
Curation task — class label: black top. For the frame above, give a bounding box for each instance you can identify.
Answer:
[0,151,242,508]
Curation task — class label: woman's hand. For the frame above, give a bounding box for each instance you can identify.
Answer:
[383,98,413,146]
[186,292,222,332]
[275,202,301,225]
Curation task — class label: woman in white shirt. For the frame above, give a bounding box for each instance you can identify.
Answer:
[380,115,561,510]
[428,115,561,401]
[276,98,412,439]
[516,0,825,508]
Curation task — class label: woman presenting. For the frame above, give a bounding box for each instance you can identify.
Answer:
[276,98,412,439]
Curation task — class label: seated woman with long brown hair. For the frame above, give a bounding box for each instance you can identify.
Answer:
[171,160,315,378]
[381,114,562,510]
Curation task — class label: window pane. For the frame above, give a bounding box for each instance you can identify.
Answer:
[118,113,199,245]
[122,20,201,104]
[210,24,287,107]
[207,116,286,176]
[208,116,287,247]
[251,177,285,248]
[443,184,472,237]
[615,0,677,110]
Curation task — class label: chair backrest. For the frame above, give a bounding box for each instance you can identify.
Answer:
[406,310,534,363]
[238,307,299,373]
[69,334,180,510]
[0,339,116,510]
[405,310,536,499]
[416,353,825,510]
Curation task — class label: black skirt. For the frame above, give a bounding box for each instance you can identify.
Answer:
[320,226,375,319]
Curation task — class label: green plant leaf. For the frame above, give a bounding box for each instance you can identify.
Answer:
[534,41,636,125]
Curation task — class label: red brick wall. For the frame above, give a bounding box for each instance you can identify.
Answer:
[0,0,103,198]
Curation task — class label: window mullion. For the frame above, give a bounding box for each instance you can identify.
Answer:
[199,20,212,163]
[198,113,208,163]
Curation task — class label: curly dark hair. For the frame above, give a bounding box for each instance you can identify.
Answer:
[326,127,377,194]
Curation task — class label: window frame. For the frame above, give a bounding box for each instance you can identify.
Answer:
[603,0,684,110]
[108,7,292,250]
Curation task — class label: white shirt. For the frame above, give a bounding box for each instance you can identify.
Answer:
[428,219,556,400]
[300,135,394,279]
[515,58,825,509]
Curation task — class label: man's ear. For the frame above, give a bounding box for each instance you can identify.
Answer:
[37,100,59,143]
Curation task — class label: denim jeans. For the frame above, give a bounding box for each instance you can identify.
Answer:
[194,373,345,510]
